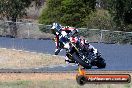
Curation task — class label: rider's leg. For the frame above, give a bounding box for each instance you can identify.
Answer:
[65,55,70,64]
[63,42,70,49]
[65,53,75,63]
[88,44,98,55]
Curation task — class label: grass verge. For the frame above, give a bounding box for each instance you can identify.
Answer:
[0,73,131,88]
[0,48,65,68]
[0,79,131,88]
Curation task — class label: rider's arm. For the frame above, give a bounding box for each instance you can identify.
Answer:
[54,35,61,55]
[67,28,78,37]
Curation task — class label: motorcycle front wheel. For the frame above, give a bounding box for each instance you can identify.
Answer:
[72,52,92,69]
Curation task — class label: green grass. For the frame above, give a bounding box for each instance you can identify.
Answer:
[0,80,131,88]
[0,80,30,88]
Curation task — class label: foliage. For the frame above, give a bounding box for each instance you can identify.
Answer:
[39,0,96,27]
[0,0,32,20]
[96,0,109,9]
[83,9,114,30]
[102,31,132,44]
[0,0,33,37]
[108,0,132,31]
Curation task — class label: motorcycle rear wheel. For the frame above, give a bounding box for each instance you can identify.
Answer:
[96,57,106,68]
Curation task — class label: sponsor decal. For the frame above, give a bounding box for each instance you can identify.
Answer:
[76,68,131,85]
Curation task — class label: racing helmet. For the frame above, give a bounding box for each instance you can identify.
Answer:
[51,23,62,34]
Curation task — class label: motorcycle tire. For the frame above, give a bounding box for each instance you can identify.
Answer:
[96,57,106,68]
[72,52,92,69]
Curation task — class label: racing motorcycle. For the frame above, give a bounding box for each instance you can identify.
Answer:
[51,23,106,69]
[54,36,106,69]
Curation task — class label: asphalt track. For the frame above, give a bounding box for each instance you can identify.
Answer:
[0,37,132,72]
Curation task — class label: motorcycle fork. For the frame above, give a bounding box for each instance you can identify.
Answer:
[66,53,73,60]
[71,43,79,52]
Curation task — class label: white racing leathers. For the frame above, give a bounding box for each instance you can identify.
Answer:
[88,44,98,55]
[54,30,98,64]
[54,31,70,55]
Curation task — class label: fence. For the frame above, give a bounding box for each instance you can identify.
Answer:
[0,20,132,45]
[78,28,132,44]
[0,20,54,39]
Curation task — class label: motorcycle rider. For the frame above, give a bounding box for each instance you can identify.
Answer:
[51,23,79,63]
[51,23,78,52]
[50,23,98,63]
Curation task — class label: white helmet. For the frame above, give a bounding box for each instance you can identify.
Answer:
[51,23,62,32]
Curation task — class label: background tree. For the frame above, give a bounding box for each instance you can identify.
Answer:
[83,9,114,30]
[96,0,108,9]
[35,0,45,9]
[0,0,32,37]
[39,0,96,27]
[108,0,132,31]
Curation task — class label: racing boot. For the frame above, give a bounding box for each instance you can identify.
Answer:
[55,48,61,55]
[65,55,75,64]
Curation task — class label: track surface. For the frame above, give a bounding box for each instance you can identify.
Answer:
[0,37,132,71]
